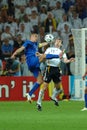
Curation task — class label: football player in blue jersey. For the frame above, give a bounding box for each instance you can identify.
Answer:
[11,33,62,102]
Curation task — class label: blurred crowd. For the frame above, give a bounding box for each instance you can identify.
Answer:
[0,0,87,76]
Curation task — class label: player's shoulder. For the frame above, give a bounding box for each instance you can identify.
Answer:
[47,47,55,50]
[24,40,31,43]
[23,40,32,46]
[45,47,54,52]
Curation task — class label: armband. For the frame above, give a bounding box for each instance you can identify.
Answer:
[38,43,43,48]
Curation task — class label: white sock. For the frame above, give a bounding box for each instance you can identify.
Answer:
[37,89,44,106]
[51,88,63,101]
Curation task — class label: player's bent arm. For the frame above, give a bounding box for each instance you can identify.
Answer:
[63,57,75,63]
[82,67,87,79]
[36,52,60,59]
[11,46,25,58]
[36,53,60,62]
[39,42,48,48]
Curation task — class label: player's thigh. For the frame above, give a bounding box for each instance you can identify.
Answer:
[31,67,40,78]
[29,56,40,68]
[52,69,61,83]
[43,67,51,83]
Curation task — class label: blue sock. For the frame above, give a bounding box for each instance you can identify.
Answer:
[29,82,40,96]
[85,93,87,108]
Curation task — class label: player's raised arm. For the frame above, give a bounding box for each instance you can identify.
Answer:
[82,67,87,80]
[36,52,64,62]
[63,57,75,63]
[38,42,48,48]
[11,46,25,59]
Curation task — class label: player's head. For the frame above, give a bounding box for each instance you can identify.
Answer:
[30,32,38,42]
[55,38,62,48]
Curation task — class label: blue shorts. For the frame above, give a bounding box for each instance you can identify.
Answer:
[26,56,40,78]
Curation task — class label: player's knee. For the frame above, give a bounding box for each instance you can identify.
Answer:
[43,82,48,91]
[55,82,62,90]
[37,78,43,84]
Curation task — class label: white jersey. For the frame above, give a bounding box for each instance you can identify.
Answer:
[45,47,67,67]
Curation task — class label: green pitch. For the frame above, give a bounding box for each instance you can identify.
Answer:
[0,101,87,130]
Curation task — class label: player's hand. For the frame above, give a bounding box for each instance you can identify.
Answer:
[69,58,75,62]
[36,52,46,62]
[36,52,41,57]
[39,54,46,62]
[82,75,86,80]
[11,54,15,59]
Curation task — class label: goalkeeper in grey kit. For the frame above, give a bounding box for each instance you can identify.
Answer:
[36,38,75,111]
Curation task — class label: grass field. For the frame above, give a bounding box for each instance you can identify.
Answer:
[0,100,87,130]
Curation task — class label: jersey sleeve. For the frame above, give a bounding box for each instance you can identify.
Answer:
[45,48,50,54]
[63,53,67,59]
[22,40,32,48]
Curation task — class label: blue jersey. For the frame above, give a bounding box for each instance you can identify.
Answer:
[22,40,40,77]
[23,40,38,57]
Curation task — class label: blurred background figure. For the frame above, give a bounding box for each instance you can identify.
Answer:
[1,35,13,60]
[5,58,21,76]
[20,53,33,76]
[44,12,57,34]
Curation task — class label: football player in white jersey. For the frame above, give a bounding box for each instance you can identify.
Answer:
[36,38,74,111]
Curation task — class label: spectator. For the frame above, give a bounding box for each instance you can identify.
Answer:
[38,26,45,43]
[1,35,13,59]
[39,5,47,26]
[71,11,83,29]
[67,34,75,75]
[20,53,33,76]
[83,17,87,28]
[0,0,8,8]
[60,24,73,75]
[14,33,23,49]
[44,11,57,33]
[57,13,72,36]
[4,15,18,37]
[38,26,46,53]
[1,24,14,45]
[67,5,76,22]
[47,0,58,10]
[14,0,27,7]
[13,33,24,58]
[67,34,75,58]
[25,1,33,16]
[0,5,8,23]
[18,23,27,41]
[15,6,26,22]
[62,0,75,13]
[5,58,21,76]
[40,0,48,7]
[52,1,65,25]
[75,0,87,19]
[8,0,15,16]
[30,8,40,27]
[20,14,33,39]
[61,24,71,51]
